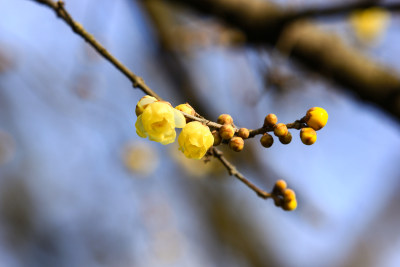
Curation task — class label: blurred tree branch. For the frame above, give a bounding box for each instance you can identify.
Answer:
[166,0,400,121]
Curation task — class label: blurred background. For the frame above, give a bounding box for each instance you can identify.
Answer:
[1,0,400,266]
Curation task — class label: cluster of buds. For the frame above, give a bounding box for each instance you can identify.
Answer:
[271,180,297,211]
[260,113,293,147]
[300,107,329,145]
[260,107,328,148]
[212,114,250,153]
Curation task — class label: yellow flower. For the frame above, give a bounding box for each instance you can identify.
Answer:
[350,7,390,43]
[135,100,186,145]
[178,121,214,159]
[305,107,328,131]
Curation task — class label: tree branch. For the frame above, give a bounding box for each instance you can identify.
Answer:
[166,0,400,121]
[29,0,275,201]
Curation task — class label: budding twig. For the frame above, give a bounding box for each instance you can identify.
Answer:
[30,0,275,201]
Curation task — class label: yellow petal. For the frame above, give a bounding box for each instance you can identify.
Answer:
[173,108,186,128]
[135,115,147,138]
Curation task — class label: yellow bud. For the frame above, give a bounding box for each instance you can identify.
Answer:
[212,130,222,146]
[219,124,235,140]
[305,107,328,131]
[300,127,317,145]
[217,114,233,125]
[279,132,292,145]
[238,128,250,139]
[229,137,244,152]
[273,123,288,137]
[260,133,274,148]
[264,113,278,127]
[273,179,287,194]
[283,189,296,202]
[282,199,297,211]
[175,103,195,123]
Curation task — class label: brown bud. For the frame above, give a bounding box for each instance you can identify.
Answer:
[229,137,244,152]
[219,124,235,140]
[238,128,250,139]
[273,123,288,137]
[264,113,278,127]
[217,114,233,125]
[279,132,292,145]
[212,130,222,146]
[273,180,287,194]
[260,133,274,148]
[273,197,283,207]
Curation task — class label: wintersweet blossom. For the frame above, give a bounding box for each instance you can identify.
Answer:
[178,121,214,159]
[135,100,186,145]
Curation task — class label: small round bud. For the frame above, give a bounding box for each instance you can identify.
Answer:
[260,133,274,148]
[282,199,297,211]
[264,113,278,127]
[273,179,287,194]
[300,127,317,145]
[219,124,235,140]
[229,137,244,152]
[273,197,283,207]
[279,132,292,145]
[283,189,296,202]
[273,123,288,137]
[175,103,195,122]
[238,128,250,139]
[305,107,328,131]
[217,114,233,125]
[212,130,222,146]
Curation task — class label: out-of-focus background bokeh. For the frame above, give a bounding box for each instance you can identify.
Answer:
[1,0,400,266]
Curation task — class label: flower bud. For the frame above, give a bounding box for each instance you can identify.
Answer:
[273,197,283,207]
[212,130,222,146]
[264,113,278,127]
[260,133,274,148]
[282,199,297,211]
[175,103,196,123]
[273,179,287,194]
[229,137,244,152]
[219,124,235,140]
[217,114,233,125]
[300,127,317,145]
[279,132,292,145]
[283,189,296,202]
[273,123,288,137]
[135,95,157,116]
[305,107,328,131]
[238,128,250,139]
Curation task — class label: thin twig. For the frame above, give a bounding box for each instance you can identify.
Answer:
[30,0,273,200]
[212,148,271,199]
[33,0,161,100]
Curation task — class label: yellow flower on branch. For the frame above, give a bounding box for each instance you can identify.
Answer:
[350,7,390,43]
[178,121,214,159]
[135,99,186,145]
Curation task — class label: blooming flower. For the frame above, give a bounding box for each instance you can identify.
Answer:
[135,99,186,145]
[178,121,214,159]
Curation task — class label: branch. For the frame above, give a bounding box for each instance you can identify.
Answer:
[30,0,275,200]
[33,0,161,100]
[166,0,400,121]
